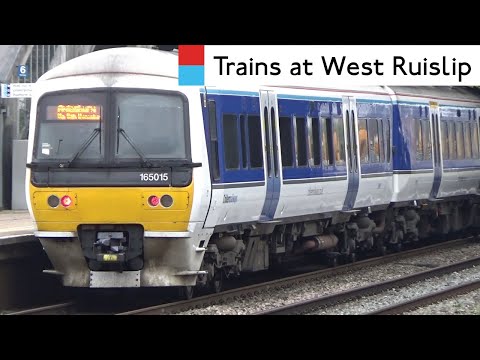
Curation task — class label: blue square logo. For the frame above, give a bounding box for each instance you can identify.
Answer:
[179,66,204,86]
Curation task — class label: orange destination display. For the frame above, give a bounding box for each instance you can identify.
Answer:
[46,105,102,121]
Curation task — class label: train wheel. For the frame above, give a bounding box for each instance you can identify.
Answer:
[377,245,387,257]
[348,252,356,263]
[211,271,224,294]
[348,239,356,254]
[178,286,194,300]
[328,255,338,268]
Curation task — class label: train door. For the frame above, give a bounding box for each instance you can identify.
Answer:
[477,107,480,159]
[342,96,361,210]
[429,102,442,199]
[477,108,480,159]
[478,108,480,130]
[260,90,281,220]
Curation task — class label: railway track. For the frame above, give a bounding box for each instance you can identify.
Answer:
[4,236,477,315]
[118,236,478,315]
[253,256,480,315]
[4,302,76,315]
[366,279,480,315]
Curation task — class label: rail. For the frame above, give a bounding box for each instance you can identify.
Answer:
[118,237,476,315]
[254,256,480,315]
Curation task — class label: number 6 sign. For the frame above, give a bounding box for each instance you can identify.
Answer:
[17,65,29,78]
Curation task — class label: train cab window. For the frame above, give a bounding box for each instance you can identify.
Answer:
[311,117,321,166]
[223,114,239,169]
[208,101,220,180]
[34,92,107,162]
[333,117,345,165]
[378,119,385,163]
[448,122,456,159]
[465,123,472,159]
[386,119,391,163]
[441,121,449,160]
[247,115,263,168]
[239,115,248,168]
[295,117,308,166]
[358,118,369,163]
[115,92,187,161]
[322,117,333,166]
[472,123,479,159]
[456,122,465,159]
[368,118,380,163]
[415,119,424,161]
[422,120,432,161]
[279,116,294,167]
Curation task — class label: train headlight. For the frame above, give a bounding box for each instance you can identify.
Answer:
[47,195,60,208]
[60,195,73,207]
[148,195,160,207]
[160,195,173,208]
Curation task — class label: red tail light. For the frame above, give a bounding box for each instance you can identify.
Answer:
[148,195,160,207]
[60,195,72,207]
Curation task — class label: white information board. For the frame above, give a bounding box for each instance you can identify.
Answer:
[0,83,33,98]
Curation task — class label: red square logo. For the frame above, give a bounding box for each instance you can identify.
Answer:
[179,45,204,66]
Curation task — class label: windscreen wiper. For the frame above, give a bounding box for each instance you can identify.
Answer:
[59,128,101,168]
[117,128,152,167]
[116,106,152,167]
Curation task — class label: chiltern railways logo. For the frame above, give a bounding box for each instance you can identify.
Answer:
[178,45,205,86]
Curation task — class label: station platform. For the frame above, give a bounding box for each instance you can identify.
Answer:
[0,211,35,245]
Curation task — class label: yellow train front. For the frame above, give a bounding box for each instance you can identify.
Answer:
[26,48,213,291]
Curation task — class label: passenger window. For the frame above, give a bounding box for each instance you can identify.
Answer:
[472,123,479,159]
[449,122,456,160]
[386,119,391,163]
[279,116,293,167]
[223,114,239,169]
[322,117,333,166]
[263,108,271,177]
[378,119,385,162]
[465,122,472,159]
[333,117,345,165]
[247,115,263,168]
[457,122,465,159]
[441,121,449,160]
[271,108,279,178]
[239,115,247,168]
[368,118,380,163]
[422,120,432,160]
[311,117,321,166]
[295,117,307,166]
[358,118,369,163]
[415,119,424,161]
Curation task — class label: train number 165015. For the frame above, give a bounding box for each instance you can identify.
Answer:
[140,173,169,182]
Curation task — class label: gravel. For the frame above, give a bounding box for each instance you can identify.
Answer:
[405,288,480,315]
[179,240,480,315]
[311,266,480,314]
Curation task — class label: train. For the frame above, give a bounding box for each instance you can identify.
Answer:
[25,47,480,299]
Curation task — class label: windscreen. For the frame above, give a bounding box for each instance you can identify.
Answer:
[115,92,186,160]
[34,92,106,161]
[33,89,189,165]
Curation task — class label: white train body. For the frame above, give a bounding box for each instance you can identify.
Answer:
[25,48,480,291]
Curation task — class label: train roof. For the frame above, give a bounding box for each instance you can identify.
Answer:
[37,47,178,81]
[36,47,480,105]
[389,86,480,103]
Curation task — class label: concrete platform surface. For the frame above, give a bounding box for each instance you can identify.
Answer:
[0,211,35,239]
